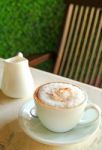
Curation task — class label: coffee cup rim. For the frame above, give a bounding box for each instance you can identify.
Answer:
[34,82,88,110]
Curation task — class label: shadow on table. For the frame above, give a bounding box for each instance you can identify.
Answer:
[0,120,94,150]
[0,90,30,128]
[0,90,16,104]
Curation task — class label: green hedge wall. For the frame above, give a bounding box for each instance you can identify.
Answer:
[0,0,66,58]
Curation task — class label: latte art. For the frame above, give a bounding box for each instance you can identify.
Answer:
[38,83,85,108]
[47,88,76,102]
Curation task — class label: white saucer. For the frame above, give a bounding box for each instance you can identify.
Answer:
[19,100,101,145]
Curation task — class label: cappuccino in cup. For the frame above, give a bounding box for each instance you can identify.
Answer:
[37,82,85,108]
[34,82,101,132]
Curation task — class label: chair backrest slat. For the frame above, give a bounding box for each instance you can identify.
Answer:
[84,14,102,84]
[53,4,74,74]
[90,39,102,86]
[58,4,78,75]
[74,7,95,80]
[68,6,90,79]
[54,4,102,88]
[79,8,101,82]
[63,6,85,77]
[95,62,102,87]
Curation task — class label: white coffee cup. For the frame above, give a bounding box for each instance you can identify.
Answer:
[34,82,101,132]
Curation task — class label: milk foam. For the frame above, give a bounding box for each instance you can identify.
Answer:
[38,83,86,108]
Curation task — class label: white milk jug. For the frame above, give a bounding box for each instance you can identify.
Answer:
[1,52,35,98]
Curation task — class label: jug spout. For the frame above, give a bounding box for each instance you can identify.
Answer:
[5,52,27,64]
[17,52,23,57]
[1,52,35,98]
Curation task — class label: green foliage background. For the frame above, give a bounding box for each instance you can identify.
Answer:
[0,0,66,60]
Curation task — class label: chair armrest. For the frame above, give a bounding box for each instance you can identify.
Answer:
[27,53,54,67]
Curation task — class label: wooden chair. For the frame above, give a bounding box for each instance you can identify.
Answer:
[54,4,102,88]
[29,3,102,88]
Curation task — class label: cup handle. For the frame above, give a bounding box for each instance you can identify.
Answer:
[78,103,101,127]
[30,106,38,118]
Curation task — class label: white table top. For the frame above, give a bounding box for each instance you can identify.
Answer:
[0,64,102,150]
